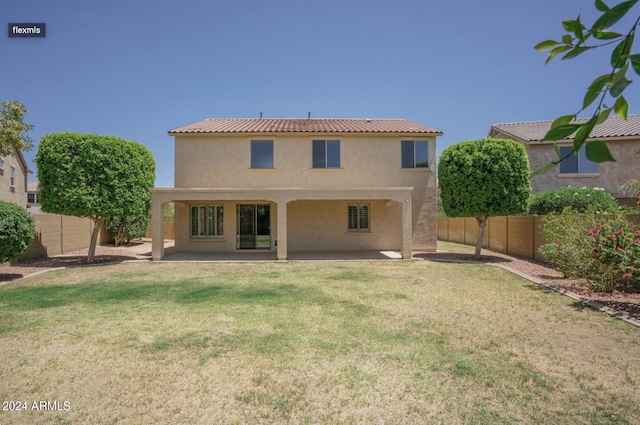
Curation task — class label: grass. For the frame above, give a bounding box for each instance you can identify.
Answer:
[0,258,639,424]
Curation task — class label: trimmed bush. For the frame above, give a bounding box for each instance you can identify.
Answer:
[107,214,150,246]
[36,132,155,262]
[529,187,619,215]
[0,201,35,263]
[439,138,530,257]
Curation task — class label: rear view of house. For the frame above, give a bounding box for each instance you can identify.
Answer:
[151,117,441,260]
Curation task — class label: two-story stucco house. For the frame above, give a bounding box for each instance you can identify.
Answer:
[0,147,29,207]
[150,118,442,260]
[489,114,640,196]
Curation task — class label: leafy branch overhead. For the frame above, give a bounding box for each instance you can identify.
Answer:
[0,101,34,156]
[533,0,640,176]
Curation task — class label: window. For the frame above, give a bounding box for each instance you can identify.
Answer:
[251,140,274,168]
[190,205,224,238]
[28,193,37,204]
[0,158,4,176]
[401,140,429,168]
[559,146,598,174]
[312,139,340,168]
[348,203,370,232]
[10,166,15,186]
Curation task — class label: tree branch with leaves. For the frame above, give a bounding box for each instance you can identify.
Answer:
[0,100,34,156]
[533,0,640,176]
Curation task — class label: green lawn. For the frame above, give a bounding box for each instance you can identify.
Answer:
[0,260,639,424]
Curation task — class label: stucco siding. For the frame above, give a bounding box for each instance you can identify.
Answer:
[287,200,402,251]
[174,134,436,190]
[0,152,28,207]
[527,139,640,193]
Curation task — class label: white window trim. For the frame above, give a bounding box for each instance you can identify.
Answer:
[347,203,370,232]
[190,204,224,239]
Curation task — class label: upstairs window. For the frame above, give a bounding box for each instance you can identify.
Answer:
[251,140,274,169]
[348,203,370,232]
[401,140,429,168]
[559,146,598,174]
[312,139,340,168]
[10,166,15,187]
[191,205,224,238]
[0,158,4,175]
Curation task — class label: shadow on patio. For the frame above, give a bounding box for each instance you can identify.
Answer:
[162,247,403,262]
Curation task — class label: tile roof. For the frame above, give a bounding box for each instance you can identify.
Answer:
[27,180,39,192]
[169,118,442,135]
[490,114,640,142]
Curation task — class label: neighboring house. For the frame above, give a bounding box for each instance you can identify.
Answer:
[27,180,41,212]
[0,147,29,207]
[489,114,640,196]
[150,118,442,260]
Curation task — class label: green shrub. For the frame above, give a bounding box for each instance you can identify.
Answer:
[529,187,619,215]
[585,216,640,292]
[539,208,596,279]
[0,201,35,263]
[107,213,149,246]
[540,208,640,292]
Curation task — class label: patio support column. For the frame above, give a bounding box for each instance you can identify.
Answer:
[275,199,289,260]
[151,198,165,261]
[401,196,412,259]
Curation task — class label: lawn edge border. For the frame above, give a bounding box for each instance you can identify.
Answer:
[492,263,640,329]
[0,259,150,287]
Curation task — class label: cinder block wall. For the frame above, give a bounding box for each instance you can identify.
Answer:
[437,215,547,261]
[21,214,102,260]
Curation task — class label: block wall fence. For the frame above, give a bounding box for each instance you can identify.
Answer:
[437,216,548,261]
[20,214,111,261]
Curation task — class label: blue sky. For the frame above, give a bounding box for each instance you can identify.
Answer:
[2,0,634,187]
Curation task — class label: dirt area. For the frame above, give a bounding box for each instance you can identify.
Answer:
[0,240,154,283]
[1,242,639,323]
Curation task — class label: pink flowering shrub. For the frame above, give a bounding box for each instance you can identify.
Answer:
[540,208,640,292]
[585,217,640,292]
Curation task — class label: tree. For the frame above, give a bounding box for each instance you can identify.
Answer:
[0,201,35,263]
[36,133,155,262]
[0,100,34,156]
[534,0,640,175]
[438,138,531,258]
[107,213,150,246]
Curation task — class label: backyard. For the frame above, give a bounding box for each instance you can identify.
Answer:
[0,253,639,424]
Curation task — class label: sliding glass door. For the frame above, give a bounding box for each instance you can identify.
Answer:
[236,204,271,249]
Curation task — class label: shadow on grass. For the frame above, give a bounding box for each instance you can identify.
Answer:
[0,274,25,283]
[0,280,331,311]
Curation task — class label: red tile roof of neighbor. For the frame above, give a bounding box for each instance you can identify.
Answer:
[169,118,442,135]
[490,114,640,142]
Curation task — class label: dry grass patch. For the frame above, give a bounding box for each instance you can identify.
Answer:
[0,261,639,424]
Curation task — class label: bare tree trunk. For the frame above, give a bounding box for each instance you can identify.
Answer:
[475,216,488,259]
[87,217,105,263]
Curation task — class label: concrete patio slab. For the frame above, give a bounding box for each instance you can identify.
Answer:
[162,249,403,262]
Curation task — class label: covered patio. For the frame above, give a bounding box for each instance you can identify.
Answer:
[150,187,414,261]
